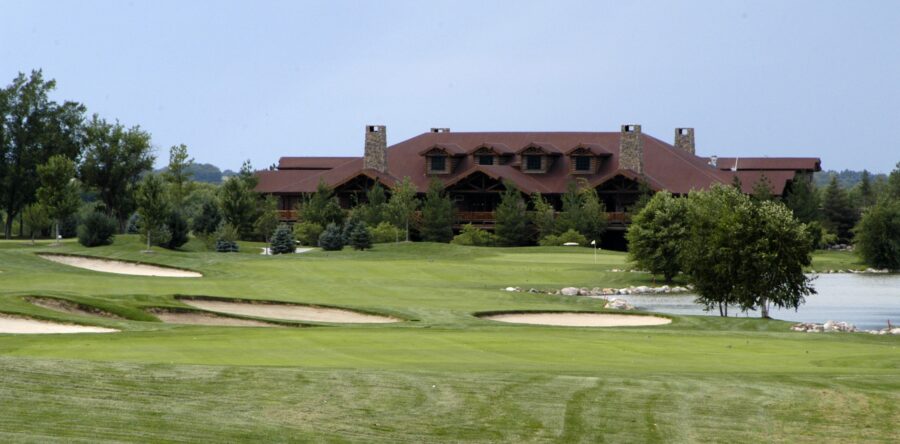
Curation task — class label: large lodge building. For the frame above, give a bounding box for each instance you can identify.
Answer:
[255,124,820,248]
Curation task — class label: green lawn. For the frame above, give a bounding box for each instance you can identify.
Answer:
[0,237,896,443]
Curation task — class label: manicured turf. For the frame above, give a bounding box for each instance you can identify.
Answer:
[0,237,896,442]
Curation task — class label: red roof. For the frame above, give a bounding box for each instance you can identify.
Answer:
[257,131,820,196]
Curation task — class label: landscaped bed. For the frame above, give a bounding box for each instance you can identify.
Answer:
[38,253,202,277]
[479,311,671,327]
[178,297,401,324]
[0,314,118,334]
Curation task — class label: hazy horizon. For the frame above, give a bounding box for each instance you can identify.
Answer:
[3,0,899,173]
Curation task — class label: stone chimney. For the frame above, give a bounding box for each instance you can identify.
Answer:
[619,124,643,174]
[430,128,450,133]
[364,125,387,172]
[674,128,695,154]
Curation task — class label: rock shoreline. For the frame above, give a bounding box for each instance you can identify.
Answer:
[791,320,900,335]
[503,285,691,297]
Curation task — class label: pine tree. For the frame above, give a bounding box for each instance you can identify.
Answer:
[318,222,345,251]
[784,175,820,223]
[349,222,373,250]
[300,180,344,227]
[269,223,296,254]
[857,170,875,208]
[529,193,556,241]
[822,175,859,243]
[420,178,453,242]
[494,181,528,246]
[751,174,774,201]
[555,181,584,234]
[356,182,387,226]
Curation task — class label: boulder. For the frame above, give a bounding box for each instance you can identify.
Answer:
[560,287,580,296]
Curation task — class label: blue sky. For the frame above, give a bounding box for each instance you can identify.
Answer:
[3,0,899,172]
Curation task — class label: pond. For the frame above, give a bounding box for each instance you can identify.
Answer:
[621,274,900,330]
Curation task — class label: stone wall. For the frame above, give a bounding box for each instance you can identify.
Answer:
[674,128,695,154]
[619,124,643,174]
[364,125,387,172]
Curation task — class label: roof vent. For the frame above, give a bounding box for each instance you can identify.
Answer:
[430,128,450,133]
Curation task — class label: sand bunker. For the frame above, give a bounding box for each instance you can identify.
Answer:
[0,314,118,334]
[149,309,280,327]
[481,312,671,327]
[180,299,400,324]
[39,254,201,278]
[26,297,124,319]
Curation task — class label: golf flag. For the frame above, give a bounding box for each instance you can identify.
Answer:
[590,240,596,246]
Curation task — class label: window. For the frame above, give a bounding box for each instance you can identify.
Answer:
[524,155,543,171]
[478,155,494,165]
[430,155,447,172]
[574,156,592,172]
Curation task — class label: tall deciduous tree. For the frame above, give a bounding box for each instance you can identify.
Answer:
[254,195,280,243]
[80,114,154,230]
[21,203,50,245]
[36,155,81,244]
[494,181,528,246]
[0,70,85,238]
[420,178,453,243]
[822,175,859,243]
[135,174,170,251]
[385,177,418,241]
[854,198,900,270]
[163,144,194,208]
[626,192,688,283]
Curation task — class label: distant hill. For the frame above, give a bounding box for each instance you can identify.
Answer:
[155,163,231,184]
[814,170,888,189]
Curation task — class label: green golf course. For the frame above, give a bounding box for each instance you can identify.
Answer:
[0,236,896,442]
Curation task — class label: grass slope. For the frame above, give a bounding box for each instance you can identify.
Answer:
[0,237,896,443]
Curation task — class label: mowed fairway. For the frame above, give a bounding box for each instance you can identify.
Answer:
[0,236,896,442]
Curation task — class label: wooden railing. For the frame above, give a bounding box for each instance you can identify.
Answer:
[277,210,299,221]
[281,209,630,225]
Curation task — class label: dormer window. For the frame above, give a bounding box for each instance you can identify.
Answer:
[574,156,592,172]
[478,155,494,166]
[429,155,448,173]
[524,155,543,171]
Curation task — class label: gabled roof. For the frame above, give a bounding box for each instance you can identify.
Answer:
[470,143,515,155]
[713,157,820,171]
[278,157,356,170]
[517,142,562,155]
[256,130,820,196]
[565,143,613,156]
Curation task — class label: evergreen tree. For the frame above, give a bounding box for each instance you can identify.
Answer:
[269,223,296,255]
[191,199,222,237]
[822,175,859,243]
[349,222,373,250]
[219,175,259,239]
[163,144,194,207]
[494,181,528,246]
[318,222,345,251]
[784,175,820,223]
[857,170,875,208]
[529,193,556,241]
[77,209,117,247]
[888,162,900,200]
[854,198,900,270]
[300,180,344,227]
[355,182,388,226]
[626,192,688,283]
[214,224,240,253]
[135,174,170,251]
[555,181,584,234]
[555,179,606,242]
[164,211,190,249]
[342,214,362,244]
[751,174,774,201]
[36,155,81,244]
[385,177,418,241]
[420,178,453,242]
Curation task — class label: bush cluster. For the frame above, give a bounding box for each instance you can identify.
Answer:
[77,211,117,247]
[538,229,587,246]
[451,224,496,246]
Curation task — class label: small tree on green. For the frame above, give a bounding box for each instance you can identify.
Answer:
[299,180,344,227]
[529,193,556,241]
[163,144,194,207]
[626,192,688,283]
[214,223,240,253]
[21,203,50,245]
[822,175,859,243]
[318,222,344,251]
[420,178,453,243]
[36,155,81,245]
[349,222,373,251]
[254,195,280,242]
[854,198,900,270]
[269,223,296,255]
[494,181,528,246]
[135,174,170,252]
[385,177,418,241]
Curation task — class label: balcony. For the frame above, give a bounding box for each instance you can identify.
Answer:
[277,210,299,221]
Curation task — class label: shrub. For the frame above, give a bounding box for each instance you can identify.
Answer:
[214,224,240,253]
[371,221,403,243]
[270,224,296,255]
[293,221,323,246]
[59,213,78,238]
[349,223,373,251]
[77,211,117,247]
[126,212,141,234]
[451,224,496,246]
[318,223,344,251]
[342,216,362,244]
[539,229,587,247]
